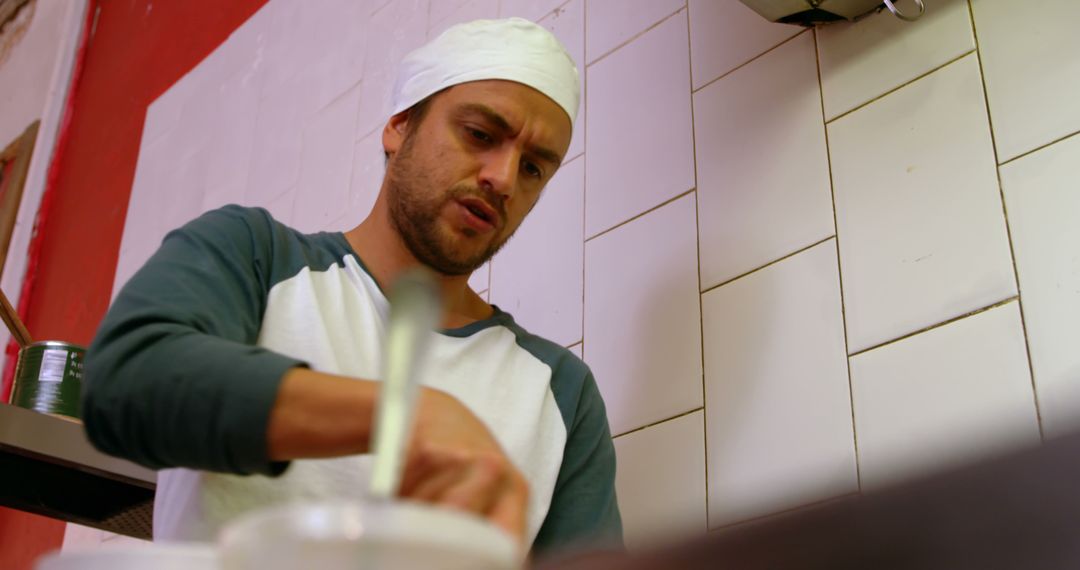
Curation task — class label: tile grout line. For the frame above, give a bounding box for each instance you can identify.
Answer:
[813,26,862,493]
[700,235,835,295]
[580,0,589,366]
[708,492,860,532]
[824,48,977,125]
[612,407,704,440]
[584,5,686,69]
[585,188,697,243]
[998,129,1080,168]
[692,28,811,95]
[848,296,1020,358]
[425,0,433,36]
[683,5,710,529]
[547,0,576,22]
[507,0,574,21]
[966,0,1044,441]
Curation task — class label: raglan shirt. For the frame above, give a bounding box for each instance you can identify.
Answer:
[82,205,622,555]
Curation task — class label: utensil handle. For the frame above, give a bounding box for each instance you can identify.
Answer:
[0,288,31,348]
[369,269,442,500]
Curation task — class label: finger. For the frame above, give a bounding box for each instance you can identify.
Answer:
[435,454,504,514]
[404,454,473,502]
[487,473,529,543]
[398,444,467,496]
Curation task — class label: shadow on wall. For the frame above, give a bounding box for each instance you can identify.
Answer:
[0,0,34,67]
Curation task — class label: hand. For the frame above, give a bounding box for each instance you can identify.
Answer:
[266,372,529,544]
[399,388,530,545]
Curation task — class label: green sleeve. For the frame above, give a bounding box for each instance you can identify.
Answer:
[533,370,624,555]
[82,205,304,476]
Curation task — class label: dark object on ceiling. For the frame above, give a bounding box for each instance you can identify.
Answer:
[739,0,925,26]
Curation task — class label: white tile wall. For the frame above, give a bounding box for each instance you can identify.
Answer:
[292,84,363,233]
[584,10,694,237]
[499,0,566,21]
[428,0,500,39]
[687,0,802,90]
[702,240,857,526]
[263,187,297,228]
[347,129,387,228]
[584,194,701,436]
[142,68,202,149]
[106,0,1080,551]
[584,0,684,64]
[282,0,369,111]
[356,0,430,138]
[695,31,833,289]
[202,74,259,212]
[828,55,1016,353]
[538,0,585,161]
[244,87,308,205]
[490,156,584,346]
[1000,133,1080,438]
[163,146,212,233]
[817,0,975,120]
[971,0,1080,162]
[614,411,706,550]
[850,302,1040,489]
[429,0,473,30]
[469,261,490,293]
[115,133,176,295]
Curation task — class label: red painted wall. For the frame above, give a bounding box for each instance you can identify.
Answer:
[1,0,266,567]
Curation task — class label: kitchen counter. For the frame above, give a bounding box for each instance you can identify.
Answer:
[0,402,155,538]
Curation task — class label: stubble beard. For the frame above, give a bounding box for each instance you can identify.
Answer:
[385,135,512,276]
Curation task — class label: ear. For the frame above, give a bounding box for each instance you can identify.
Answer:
[382,110,411,158]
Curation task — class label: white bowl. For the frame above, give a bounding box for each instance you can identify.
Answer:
[36,543,218,570]
[219,500,520,570]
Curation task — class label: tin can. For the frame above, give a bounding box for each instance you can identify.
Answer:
[10,341,85,419]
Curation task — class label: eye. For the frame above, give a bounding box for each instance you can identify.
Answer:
[522,160,543,179]
[467,127,494,145]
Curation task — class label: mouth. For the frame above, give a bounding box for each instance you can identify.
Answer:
[455,197,500,233]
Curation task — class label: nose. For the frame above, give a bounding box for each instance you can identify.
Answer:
[477,147,519,202]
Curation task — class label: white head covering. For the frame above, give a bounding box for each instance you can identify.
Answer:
[391,18,580,126]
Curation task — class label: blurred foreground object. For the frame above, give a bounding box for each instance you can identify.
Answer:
[739,0,925,25]
[546,431,1080,569]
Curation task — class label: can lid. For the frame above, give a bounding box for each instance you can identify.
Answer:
[26,340,87,351]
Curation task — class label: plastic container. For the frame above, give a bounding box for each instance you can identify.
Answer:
[219,500,520,570]
[36,543,218,570]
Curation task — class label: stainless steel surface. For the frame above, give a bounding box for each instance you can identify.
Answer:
[369,269,442,500]
[738,0,927,25]
[883,0,925,21]
[0,402,156,538]
[737,0,811,22]
[0,402,155,483]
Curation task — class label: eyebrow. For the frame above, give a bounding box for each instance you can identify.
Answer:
[458,103,563,167]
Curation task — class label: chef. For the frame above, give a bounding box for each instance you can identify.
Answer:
[82,16,622,557]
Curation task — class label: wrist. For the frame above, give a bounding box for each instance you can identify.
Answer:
[267,368,380,460]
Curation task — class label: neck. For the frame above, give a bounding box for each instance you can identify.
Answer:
[343,197,492,329]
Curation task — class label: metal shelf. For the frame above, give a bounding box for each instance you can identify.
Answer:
[0,402,156,538]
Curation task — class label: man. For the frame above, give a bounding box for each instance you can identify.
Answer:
[83,17,622,556]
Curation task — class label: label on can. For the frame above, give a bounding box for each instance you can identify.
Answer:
[39,349,68,383]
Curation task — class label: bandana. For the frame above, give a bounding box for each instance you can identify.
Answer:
[391,17,580,126]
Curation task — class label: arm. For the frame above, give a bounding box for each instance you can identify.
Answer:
[532,371,624,556]
[83,206,306,475]
[84,205,529,541]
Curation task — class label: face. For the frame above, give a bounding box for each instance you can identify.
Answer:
[382,80,573,276]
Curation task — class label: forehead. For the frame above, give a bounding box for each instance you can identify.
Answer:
[436,81,572,148]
